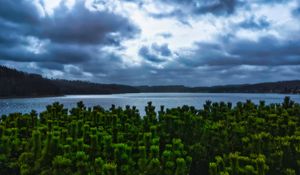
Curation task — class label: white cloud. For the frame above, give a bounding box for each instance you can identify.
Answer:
[42,0,75,15]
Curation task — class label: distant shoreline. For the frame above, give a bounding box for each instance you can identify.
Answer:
[0,91,298,100]
[0,94,64,100]
[2,66,300,98]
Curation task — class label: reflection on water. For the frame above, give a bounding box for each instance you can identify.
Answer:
[1,93,300,116]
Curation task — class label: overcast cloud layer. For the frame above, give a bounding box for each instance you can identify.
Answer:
[0,0,299,86]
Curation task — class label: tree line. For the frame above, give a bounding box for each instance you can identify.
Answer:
[1,65,300,98]
[0,66,138,98]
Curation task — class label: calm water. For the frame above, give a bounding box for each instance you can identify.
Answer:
[0,93,300,116]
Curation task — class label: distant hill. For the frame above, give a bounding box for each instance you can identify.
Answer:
[138,81,300,94]
[137,85,189,92]
[53,80,139,94]
[0,66,139,98]
[191,81,300,93]
[0,66,60,97]
[0,65,300,98]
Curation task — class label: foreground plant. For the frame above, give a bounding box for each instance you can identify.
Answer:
[0,97,299,174]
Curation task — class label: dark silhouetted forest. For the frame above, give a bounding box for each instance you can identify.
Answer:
[137,81,300,94]
[0,66,60,97]
[1,65,300,98]
[54,80,139,95]
[0,66,138,97]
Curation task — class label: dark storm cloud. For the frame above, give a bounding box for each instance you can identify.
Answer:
[147,0,293,23]
[139,46,165,63]
[36,1,140,45]
[65,66,86,76]
[0,0,139,69]
[239,16,270,30]
[39,50,126,80]
[179,35,300,68]
[256,0,293,4]
[295,8,300,15]
[228,37,300,63]
[37,62,64,71]
[0,31,20,47]
[293,5,300,16]
[151,43,172,57]
[191,0,238,15]
[0,19,29,47]
[147,0,241,23]
[164,0,239,16]
[0,41,92,64]
[139,43,172,63]
[69,50,125,77]
[149,9,191,26]
[0,0,41,24]
[0,0,140,43]
[47,44,93,64]
[0,47,39,62]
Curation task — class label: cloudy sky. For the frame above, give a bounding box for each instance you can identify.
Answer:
[0,0,300,86]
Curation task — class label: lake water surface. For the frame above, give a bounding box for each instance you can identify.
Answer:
[1,93,300,116]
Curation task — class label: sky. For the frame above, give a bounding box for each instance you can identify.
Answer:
[0,0,300,86]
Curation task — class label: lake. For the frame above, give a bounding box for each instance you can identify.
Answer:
[1,93,300,116]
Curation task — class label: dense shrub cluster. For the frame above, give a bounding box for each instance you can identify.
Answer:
[0,97,300,174]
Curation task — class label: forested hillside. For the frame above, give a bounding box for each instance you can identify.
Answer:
[138,81,300,94]
[0,66,60,97]
[1,65,300,98]
[0,66,139,97]
[0,97,299,174]
[54,80,139,95]
[191,81,300,93]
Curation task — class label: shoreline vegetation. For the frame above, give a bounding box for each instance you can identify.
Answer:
[1,65,300,99]
[0,97,300,174]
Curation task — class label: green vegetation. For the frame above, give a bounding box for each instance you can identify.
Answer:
[0,97,300,174]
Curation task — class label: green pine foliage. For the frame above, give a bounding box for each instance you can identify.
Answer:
[0,97,300,174]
